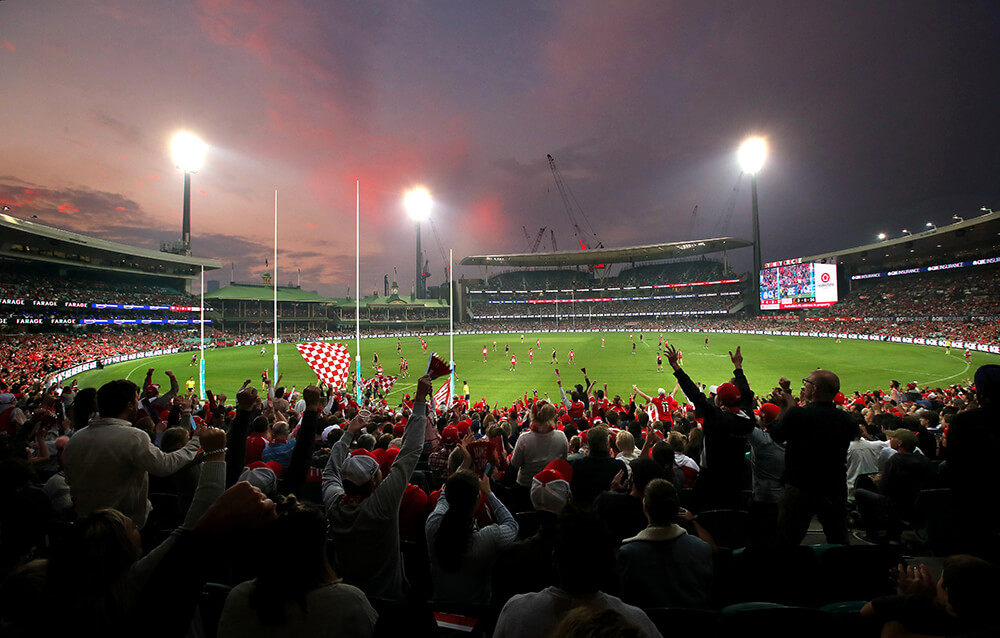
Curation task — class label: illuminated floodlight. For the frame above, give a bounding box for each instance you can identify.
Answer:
[738,137,767,174]
[171,132,207,173]
[404,187,432,221]
[926,222,937,230]
[877,233,887,240]
[902,229,912,235]
[953,215,964,222]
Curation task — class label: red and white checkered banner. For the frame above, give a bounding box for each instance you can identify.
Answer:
[296,342,351,390]
[363,374,397,394]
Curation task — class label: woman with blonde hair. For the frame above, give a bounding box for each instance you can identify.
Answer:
[616,430,638,464]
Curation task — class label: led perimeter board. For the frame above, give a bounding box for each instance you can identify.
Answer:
[760,262,838,310]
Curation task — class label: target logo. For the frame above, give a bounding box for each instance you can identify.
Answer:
[820,273,831,283]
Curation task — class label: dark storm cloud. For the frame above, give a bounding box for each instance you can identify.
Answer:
[0,181,146,226]
[90,111,150,151]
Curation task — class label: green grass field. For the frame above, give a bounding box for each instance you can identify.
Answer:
[66,332,999,406]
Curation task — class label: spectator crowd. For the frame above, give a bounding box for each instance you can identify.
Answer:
[1,335,998,638]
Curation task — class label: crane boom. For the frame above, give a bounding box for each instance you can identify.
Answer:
[530,226,546,252]
[547,154,604,250]
[428,217,450,284]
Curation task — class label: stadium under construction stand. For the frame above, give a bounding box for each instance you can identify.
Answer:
[459,241,749,325]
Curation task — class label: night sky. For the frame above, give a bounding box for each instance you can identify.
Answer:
[2,1,999,296]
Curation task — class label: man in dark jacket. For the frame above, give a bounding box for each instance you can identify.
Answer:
[770,368,856,545]
[570,425,627,506]
[665,345,754,511]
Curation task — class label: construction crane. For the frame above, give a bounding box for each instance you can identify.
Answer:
[521,226,533,251]
[428,217,450,286]
[550,228,558,252]
[686,205,699,240]
[547,154,605,251]
[530,226,546,252]
[712,173,744,237]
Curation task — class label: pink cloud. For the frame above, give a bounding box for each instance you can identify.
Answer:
[58,203,79,213]
[3,41,14,53]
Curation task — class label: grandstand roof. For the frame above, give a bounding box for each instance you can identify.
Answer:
[204,284,337,302]
[794,210,1000,271]
[460,237,751,267]
[330,295,448,308]
[0,213,221,279]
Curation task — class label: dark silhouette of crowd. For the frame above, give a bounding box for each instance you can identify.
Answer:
[2,336,998,638]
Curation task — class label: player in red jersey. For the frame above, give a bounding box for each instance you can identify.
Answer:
[483,345,488,362]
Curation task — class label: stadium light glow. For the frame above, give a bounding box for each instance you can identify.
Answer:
[877,233,887,241]
[738,137,767,174]
[171,132,206,255]
[404,187,432,221]
[738,136,767,316]
[404,187,432,299]
[926,222,936,230]
[982,206,995,214]
[171,132,207,173]
[953,215,965,222]
[902,229,912,236]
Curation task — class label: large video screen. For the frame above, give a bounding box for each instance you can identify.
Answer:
[760,262,838,310]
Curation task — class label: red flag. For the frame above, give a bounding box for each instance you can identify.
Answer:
[433,378,452,411]
[426,352,451,380]
[296,342,351,389]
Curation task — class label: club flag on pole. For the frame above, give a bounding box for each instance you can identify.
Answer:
[296,342,351,389]
[433,377,452,413]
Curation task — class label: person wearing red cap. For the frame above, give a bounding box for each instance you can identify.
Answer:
[664,345,754,511]
[322,374,434,601]
[746,401,786,545]
[428,425,460,485]
[136,367,179,426]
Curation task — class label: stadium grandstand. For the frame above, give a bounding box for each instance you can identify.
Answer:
[206,278,452,336]
[459,238,751,327]
[0,213,219,333]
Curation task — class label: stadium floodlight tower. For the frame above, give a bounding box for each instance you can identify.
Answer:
[171,132,207,255]
[738,136,767,315]
[404,187,432,299]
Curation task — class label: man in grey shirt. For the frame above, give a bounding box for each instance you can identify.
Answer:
[323,374,432,601]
